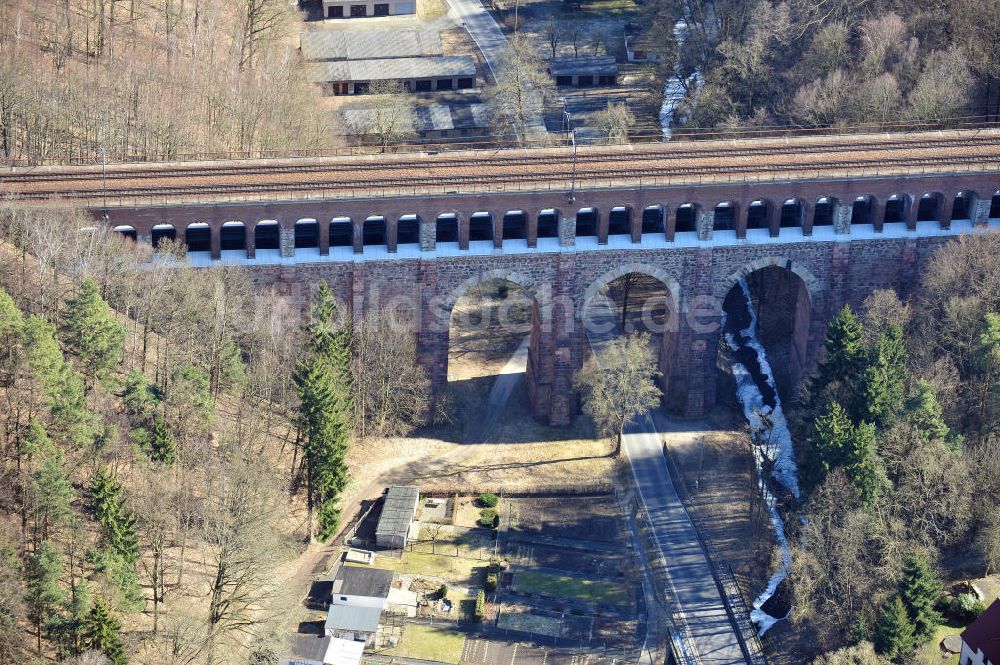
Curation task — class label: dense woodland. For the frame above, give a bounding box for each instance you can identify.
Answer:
[0,201,429,664]
[640,0,1000,130]
[0,0,332,163]
[787,235,1000,663]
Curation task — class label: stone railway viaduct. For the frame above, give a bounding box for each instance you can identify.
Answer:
[10,135,1000,425]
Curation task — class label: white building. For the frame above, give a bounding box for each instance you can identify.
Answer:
[960,599,1000,665]
[330,566,393,610]
[321,0,415,19]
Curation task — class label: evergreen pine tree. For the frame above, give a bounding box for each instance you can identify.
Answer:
[906,379,955,444]
[295,283,353,541]
[856,325,908,428]
[0,286,24,378]
[843,421,887,509]
[21,315,66,395]
[818,305,866,388]
[147,413,176,465]
[63,278,126,387]
[802,401,854,491]
[25,540,66,654]
[121,371,157,419]
[899,554,943,642]
[874,596,916,662]
[81,598,127,665]
[30,443,75,543]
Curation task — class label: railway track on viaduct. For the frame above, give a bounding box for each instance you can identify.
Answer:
[3,129,1000,205]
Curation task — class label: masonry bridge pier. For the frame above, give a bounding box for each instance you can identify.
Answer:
[5,130,1000,425]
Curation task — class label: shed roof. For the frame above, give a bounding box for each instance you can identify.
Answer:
[325,604,382,633]
[285,634,331,663]
[300,28,442,61]
[962,599,1000,665]
[375,485,420,540]
[324,637,365,665]
[309,56,476,84]
[332,566,393,599]
[549,56,618,77]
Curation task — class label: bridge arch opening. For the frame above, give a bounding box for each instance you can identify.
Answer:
[537,209,560,239]
[502,211,527,241]
[469,212,494,243]
[884,194,909,223]
[295,219,319,249]
[575,208,598,238]
[254,221,280,250]
[363,216,387,247]
[397,215,420,246]
[674,203,698,233]
[151,224,177,249]
[714,202,736,231]
[746,200,769,230]
[852,196,874,225]
[951,191,975,220]
[113,225,137,241]
[330,217,354,248]
[990,191,1000,219]
[220,221,247,251]
[436,213,459,244]
[917,193,944,222]
[813,198,836,227]
[641,205,665,235]
[185,222,212,253]
[780,199,804,228]
[582,264,680,411]
[446,274,543,433]
[608,206,631,237]
[717,262,814,405]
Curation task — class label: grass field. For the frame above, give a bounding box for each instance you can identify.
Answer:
[915,622,965,665]
[386,624,466,664]
[372,552,489,587]
[513,570,629,607]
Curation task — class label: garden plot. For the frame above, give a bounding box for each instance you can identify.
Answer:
[507,494,625,543]
[496,603,594,641]
[505,539,630,578]
[511,570,631,610]
[411,523,496,559]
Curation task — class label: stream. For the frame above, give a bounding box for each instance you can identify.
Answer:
[722,279,802,636]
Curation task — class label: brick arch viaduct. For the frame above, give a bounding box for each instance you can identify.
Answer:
[90,173,999,425]
[8,134,1000,425]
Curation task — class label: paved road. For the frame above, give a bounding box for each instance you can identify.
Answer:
[443,0,547,137]
[584,298,747,665]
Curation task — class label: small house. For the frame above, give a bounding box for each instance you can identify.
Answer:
[281,635,331,665]
[324,604,381,645]
[960,598,1000,665]
[549,56,618,87]
[330,566,393,610]
[309,56,477,95]
[321,0,415,19]
[299,29,442,62]
[375,485,420,549]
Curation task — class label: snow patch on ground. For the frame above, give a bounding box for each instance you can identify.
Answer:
[727,278,801,635]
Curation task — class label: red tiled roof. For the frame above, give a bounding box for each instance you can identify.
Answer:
[962,599,1000,665]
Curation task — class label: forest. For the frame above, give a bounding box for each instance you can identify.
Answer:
[786,235,1000,663]
[644,0,1000,131]
[0,201,429,664]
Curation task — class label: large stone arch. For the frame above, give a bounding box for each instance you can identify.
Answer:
[580,262,684,412]
[716,256,822,305]
[581,262,681,317]
[717,256,822,400]
[442,268,551,321]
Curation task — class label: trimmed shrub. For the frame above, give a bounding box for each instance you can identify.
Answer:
[478,493,499,508]
[485,573,498,592]
[474,590,486,622]
[438,584,448,599]
[478,508,498,528]
[954,593,986,621]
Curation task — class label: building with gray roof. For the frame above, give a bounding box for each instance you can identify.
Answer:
[331,566,393,608]
[300,28,442,62]
[324,605,381,644]
[549,56,618,87]
[309,56,477,95]
[375,485,420,549]
[322,0,415,19]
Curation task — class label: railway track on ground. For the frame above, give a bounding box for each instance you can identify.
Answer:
[3,130,1000,203]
